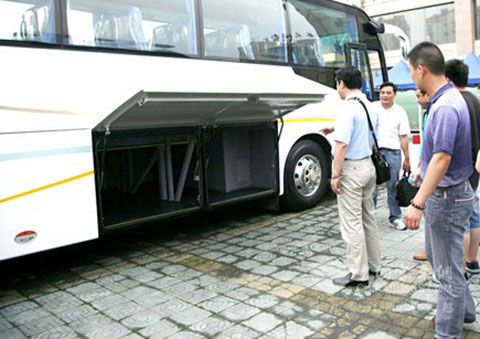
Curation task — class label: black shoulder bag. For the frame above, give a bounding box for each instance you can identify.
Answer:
[349,97,391,185]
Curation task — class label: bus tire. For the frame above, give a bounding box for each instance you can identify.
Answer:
[281,139,329,211]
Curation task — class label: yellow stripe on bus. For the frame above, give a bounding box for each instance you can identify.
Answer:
[281,118,336,123]
[0,171,94,204]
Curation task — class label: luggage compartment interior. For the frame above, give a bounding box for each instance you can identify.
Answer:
[93,124,278,229]
[206,126,277,205]
[93,128,201,228]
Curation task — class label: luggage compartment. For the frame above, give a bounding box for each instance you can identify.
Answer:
[92,91,323,230]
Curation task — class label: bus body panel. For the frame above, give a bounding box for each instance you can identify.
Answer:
[0,46,334,134]
[0,130,98,260]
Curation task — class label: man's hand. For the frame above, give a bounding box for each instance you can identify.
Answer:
[330,178,341,195]
[320,126,335,135]
[402,159,411,172]
[412,171,421,187]
[404,205,423,230]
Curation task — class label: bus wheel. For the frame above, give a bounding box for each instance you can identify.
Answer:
[281,140,329,211]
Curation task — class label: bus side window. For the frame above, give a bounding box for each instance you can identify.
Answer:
[116,7,147,50]
[151,22,190,54]
[93,13,118,48]
[223,25,254,61]
[93,7,147,50]
[15,0,56,43]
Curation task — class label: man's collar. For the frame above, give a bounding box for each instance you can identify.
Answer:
[345,92,365,101]
[429,82,453,105]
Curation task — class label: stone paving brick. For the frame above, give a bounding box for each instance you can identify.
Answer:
[198,295,239,313]
[162,282,197,297]
[410,288,438,304]
[102,301,148,321]
[311,278,345,295]
[90,294,130,311]
[120,310,163,329]
[0,317,12,332]
[243,312,282,333]
[6,307,51,326]
[69,313,113,335]
[139,319,179,338]
[0,328,27,338]
[190,316,234,336]
[220,303,261,321]
[271,270,300,282]
[54,304,98,323]
[245,294,279,309]
[0,301,38,318]
[18,315,65,337]
[34,325,78,338]
[146,276,182,290]
[234,260,262,271]
[178,288,217,305]
[170,268,203,280]
[35,291,83,314]
[215,324,260,339]
[168,331,206,339]
[152,298,193,316]
[268,320,315,338]
[250,265,278,276]
[169,305,211,326]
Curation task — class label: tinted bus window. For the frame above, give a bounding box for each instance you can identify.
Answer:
[0,0,56,43]
[288,0,359,67]
[201,0,287,63]
[66,0,198,55]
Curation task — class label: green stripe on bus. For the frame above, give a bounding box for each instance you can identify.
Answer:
[0,146,92,162]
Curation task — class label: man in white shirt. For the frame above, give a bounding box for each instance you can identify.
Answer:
[373,82,411,230]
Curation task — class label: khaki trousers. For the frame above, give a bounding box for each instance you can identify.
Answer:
[337,157,380,281]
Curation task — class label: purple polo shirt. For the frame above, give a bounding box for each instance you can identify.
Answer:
[421,83,472,187]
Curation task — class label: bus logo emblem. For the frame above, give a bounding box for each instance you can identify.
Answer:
[14,231,37,244]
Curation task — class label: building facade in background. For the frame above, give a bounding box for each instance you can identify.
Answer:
[359,0,477,67]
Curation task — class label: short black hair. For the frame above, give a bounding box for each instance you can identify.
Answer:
[418,88,427,96]
[335,66,362,89]
[445,59,469,88]
[407,41,445,76]
[379,82,397,93]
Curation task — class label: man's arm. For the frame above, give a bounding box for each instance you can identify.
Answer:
[400,135,410,171]
[330,141,348,195]
[404,151,451,229]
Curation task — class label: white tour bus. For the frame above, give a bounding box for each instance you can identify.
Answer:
[0,0,388,261]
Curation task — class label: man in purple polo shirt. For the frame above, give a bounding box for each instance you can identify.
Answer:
[405,42,475,338]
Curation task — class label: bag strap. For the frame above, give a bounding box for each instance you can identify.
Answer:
[348,97,380,151]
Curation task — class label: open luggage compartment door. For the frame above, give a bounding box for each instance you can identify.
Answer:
[93,91,324,230]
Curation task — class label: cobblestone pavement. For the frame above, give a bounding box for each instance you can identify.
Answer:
[1,191,480,339]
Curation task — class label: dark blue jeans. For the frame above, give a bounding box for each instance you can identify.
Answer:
[373,149,402,222]
[425,180,475,338]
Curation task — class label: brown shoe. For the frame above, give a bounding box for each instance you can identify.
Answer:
[413,251,427,261]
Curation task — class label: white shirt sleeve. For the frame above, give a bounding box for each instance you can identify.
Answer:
[397,106,411,136]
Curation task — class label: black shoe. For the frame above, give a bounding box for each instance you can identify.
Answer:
[332,273,368,287]
[369,270,381,276]
[466,261,480,274]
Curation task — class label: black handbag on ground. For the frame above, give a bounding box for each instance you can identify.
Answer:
[350,97,391,185]
[395,170,419,207]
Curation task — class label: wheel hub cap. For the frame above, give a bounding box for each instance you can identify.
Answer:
[294,154,322,197]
